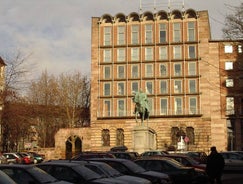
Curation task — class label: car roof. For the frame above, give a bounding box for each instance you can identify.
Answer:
[0,164,35,169]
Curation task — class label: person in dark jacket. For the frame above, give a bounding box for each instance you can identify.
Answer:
[206,146,225,184]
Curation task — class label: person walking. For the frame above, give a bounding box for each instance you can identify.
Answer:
[206,146,225,184]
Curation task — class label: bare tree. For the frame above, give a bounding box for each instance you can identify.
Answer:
[222,3,243,39]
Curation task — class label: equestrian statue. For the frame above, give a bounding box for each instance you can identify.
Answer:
[132,90,150,125]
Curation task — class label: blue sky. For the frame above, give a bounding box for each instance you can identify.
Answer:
[0,0,241,79]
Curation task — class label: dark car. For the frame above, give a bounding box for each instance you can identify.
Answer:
[0,164,71,184]
[109,151,138,160]
[37,161,131,184]
[28,152,44,164]
[48,159,152,184]
[72,151,115,160]
[0,170,16,184]
[135,157,208,184]
[184,152,208,164]
[219,151,243,172]
[141,151,168,157]
[87,158,172,184]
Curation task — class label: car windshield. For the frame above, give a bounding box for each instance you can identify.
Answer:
[120,160,146,173]
[72,165,104,180]
[27,166,59,183]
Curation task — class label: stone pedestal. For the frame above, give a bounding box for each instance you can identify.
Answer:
[132,125,156,154]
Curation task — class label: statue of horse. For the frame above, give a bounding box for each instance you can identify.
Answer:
[132,90,149,125]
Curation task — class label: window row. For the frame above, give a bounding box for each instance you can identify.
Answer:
[102,45,198,62]
[102,22,197,46]
[102,79,199,96]
[102,128,124,147]
[101,96,200,117]
[102,62,198,79]
[224,44,242,54]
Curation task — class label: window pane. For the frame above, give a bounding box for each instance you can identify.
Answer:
[225,62,233,70]
[118,26,125,45]
[104,83,111,96]
[174,63,182,76]
[131,25,139,44]
[189,97,197,114]
[117,48,125,62]
[146,81,153,94]
[160,98,168,115]
[132,65,139,78]
[145,24,153,44]
[175,97,182,115]
[118,100,125,116]
[132,82,139,93]
[160,64,167,77]
[104,27,111,45]
[131,48,139,61]
[145,64,153,77]
[225,45,233,53]
[188,22,195,41]
[145,47,153,61]
[159,46,168,60]
[188,62,196,76]
[188,45,196,59]
[160,80,168,94]
[104,49,111,62]
[104,66,111,79]
[118,83,125,95]
[226,79,234,87]
[173,23,181,42]
[174,80,182,93]
[118,66,125,78]
[104,100,111,116]
[173,46,182,59]
[159,23,167,43]
[189,79,196,93]
[226,97,234,115]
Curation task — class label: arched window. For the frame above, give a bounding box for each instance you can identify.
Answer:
[171,127,179,145]
[116,128,124,146]
[102,129,110,146]
[186,127,195,144]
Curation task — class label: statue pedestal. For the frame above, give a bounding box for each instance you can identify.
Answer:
[132,125,156,154]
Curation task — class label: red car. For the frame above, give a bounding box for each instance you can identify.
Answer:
[17,152,34,164]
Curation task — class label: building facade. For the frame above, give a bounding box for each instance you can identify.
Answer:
[90,8,243,153]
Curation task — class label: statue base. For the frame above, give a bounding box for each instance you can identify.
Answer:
[132,125,156,154]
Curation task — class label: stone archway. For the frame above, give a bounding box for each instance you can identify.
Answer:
[65,135,82,159]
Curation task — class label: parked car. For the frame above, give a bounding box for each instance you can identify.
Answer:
[0,155,8,164]
[27,152,44,163]
[135,157,208,184]
[87,158,173,184]
[2,153,22,164]
[48,159,152,184]
[220,151,243,172]
[0,164,71,184]
[37,161,131,184]
[183,151,208,164]
[17,152,34,164]
[0,170,16,184]
[141,150,168,157]
[72,151,115,160]
[109,151,138,160]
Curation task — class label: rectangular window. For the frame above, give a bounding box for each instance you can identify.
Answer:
[226,79,234,87]
[225,62,233,70]
[132,65,139,78]
[145,47,153,61]
[131,25,139,44]
[145,24,153,44]
[132,82,139,93]
[159,46,168,60]
[104,83,111,96]
[117,48,125,62]
[159,23,167,43]
[147,98,153,115]
[188,62,196,76]
[189,97,197,114]
[225,45,233,53]
[131,48,139,61]
[145,64,153,77]
[173,23,181,42]
[117,65,125,79]
[118,99,125,116]
[174,80,182,93]
[146,81,153,94]
[189,79,196,93]
[117,26,125,45]
[104,66,111,79]
[160,64,167,77]
[174,63,182,76]
[188,45,196,59]
[188,22,195,41]
[117,82,125,95]
[160,80,168,94]
[104,100,111,117]
[160,98,168,115]
[174,97,183,115]
[238,45,242,53]
[226,97,234,115]
[104,49,111,62]
[104,26,111,45]
[173,46,182,59]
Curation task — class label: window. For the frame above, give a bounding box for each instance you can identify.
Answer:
[117,48,125,62]
[225,62,233,70]
[188,62,196,76]
[159,23,167,43]
[117,65,125,79]
[189,97,197,114]
[173,23,181,42]
[174,80,182,93]
[226,79,234,87]
[131,25,139,44]
[160,80,168,94]
[131,48,139,61]
[116,129,124,146]
[188,22,195,41]
[104,83,111,96]
[104,66,111,79]
[238,45,242,53]
[145,64,153,77]
[131,65,139,78]
[145,47,153,61]
[226,97,234,115]
[173,46,182,59]
[188,45,196,59]
[146,81,153,94]
[117,26,125,45]
[118,99,125,116]
[225,45,233,53]
[117,82,125,95]
[104,27,111,46]
[159,46,168,60]
[102,129,110,146]
[160,98,168,115]
[174,63,182,76]
[145,24,153,44]
[132,82,139,93]
[160,64,167,77]
[189,79,196,93]
[104,49,111,62]
[147,98,153,115]
[174,97,183,115]
[104,100,111,116]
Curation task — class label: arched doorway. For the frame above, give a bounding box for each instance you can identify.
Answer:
[65,135,82,159]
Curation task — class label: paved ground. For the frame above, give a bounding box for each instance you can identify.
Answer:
[222,173,243,184]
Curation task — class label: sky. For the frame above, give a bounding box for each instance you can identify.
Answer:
[0,0,241,79]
